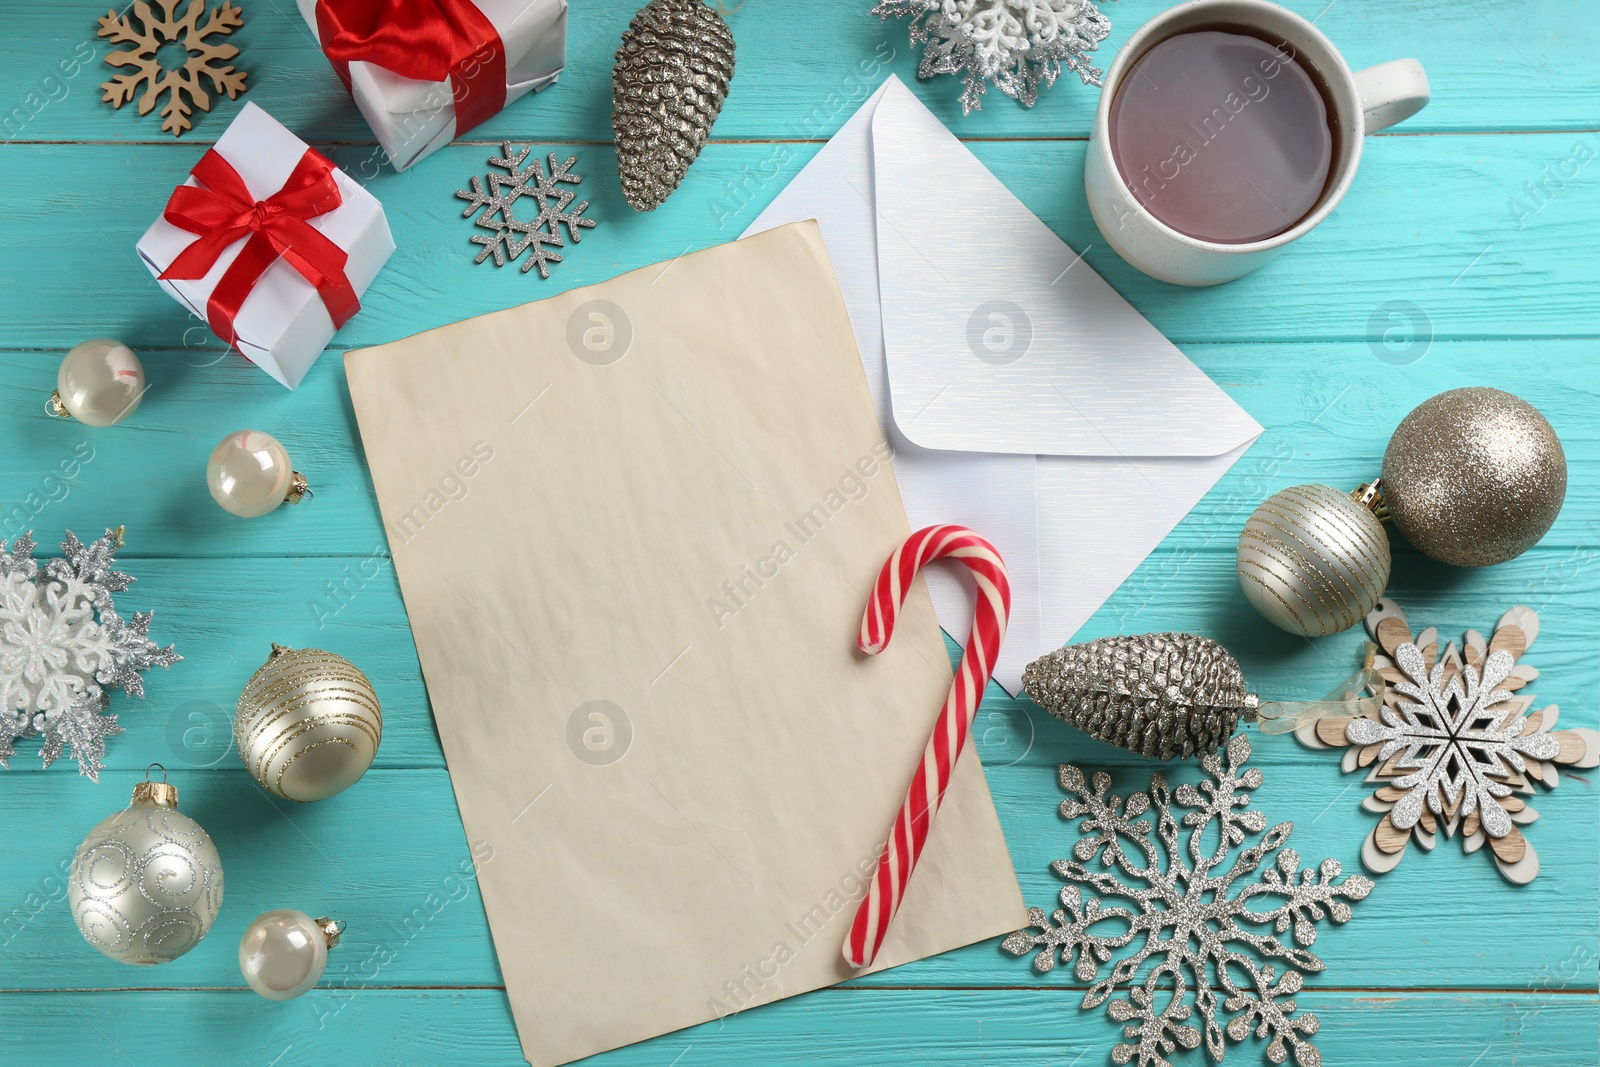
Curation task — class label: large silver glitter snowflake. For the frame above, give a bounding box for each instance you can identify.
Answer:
[1003,735,1371,1067]
[0,529,180,780]
[874,0,1113,114]
[456,144,596,279]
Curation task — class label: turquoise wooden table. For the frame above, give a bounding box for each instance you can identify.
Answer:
[2,1,1596,1064]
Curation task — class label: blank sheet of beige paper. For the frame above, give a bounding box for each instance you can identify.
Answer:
[345,222,1025,1067]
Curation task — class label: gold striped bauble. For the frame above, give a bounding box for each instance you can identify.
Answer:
[235,645,382,802]
[1236,484,1391,637]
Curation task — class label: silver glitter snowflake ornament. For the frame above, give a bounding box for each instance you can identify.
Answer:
[1003,735,1371,1067]
[456,144,596,279]
[874,0,1114,115]
[0,528,180,780]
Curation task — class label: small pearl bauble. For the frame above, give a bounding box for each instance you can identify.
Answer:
[50,339,145,426]
[69,766,224,966]
[1382,387,1566,567]
[240,910,344,1000]
[1237,483,1391,637]
[207,430,310,518]
[236,645,382,802]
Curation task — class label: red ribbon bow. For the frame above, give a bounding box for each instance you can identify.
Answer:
[315,0,508,139]
[159,148,360,349]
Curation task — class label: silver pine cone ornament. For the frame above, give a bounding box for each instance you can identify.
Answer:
[1023,633,1259,761]
[612,0,736,211]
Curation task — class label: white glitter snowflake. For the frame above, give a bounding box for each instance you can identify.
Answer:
[1003,735,1371,1067]
[456,144,596,279]
[0,529,180,781]
[874,0,1114,114]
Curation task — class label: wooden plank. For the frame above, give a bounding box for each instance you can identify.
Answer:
[0,543,1589,778]
[1,134,1598,349]
[0,545,1590,778]
[2,0,1595,146]
[3,704,1593,992]
[0,767,501,990]
[0,987,1591,1066]
[2,337,1596,559]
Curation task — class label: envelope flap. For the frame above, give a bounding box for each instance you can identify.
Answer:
[871,80,1262,458]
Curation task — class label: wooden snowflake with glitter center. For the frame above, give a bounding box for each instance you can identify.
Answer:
[1295,600,1599,883]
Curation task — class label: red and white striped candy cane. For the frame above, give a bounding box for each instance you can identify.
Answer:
[844,524,1010,969]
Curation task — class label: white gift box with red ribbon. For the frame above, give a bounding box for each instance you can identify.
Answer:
[298,0,568,172]
[135,102,395,390]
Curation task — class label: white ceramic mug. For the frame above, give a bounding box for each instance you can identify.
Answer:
[1085,0,1429,285]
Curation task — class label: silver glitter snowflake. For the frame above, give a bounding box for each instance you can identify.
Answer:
[0,528,180,780]
[456,144,596,279]
[1003,735,1371,1067]
[874,0,1114,114]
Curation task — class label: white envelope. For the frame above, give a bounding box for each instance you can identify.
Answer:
[745,78,1261,689]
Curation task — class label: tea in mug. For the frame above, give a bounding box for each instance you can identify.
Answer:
[1108,28,1335,244]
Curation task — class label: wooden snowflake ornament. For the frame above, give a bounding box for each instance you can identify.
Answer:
[1296,599,1599,884]
[98,0,249,137]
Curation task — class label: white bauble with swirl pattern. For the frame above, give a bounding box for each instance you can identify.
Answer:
[235,645,382,802]
[69,769,223,965]
[1236,483,1391,637]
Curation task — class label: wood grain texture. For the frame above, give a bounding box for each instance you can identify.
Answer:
[2,137,1598,349]
[0,988,1592,1067]
[1,747,1594,991]
[3,0,1596,142]
[1,0,1596,1064]
[3,340,1596,558]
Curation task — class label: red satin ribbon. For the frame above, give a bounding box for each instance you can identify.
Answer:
[315,0,508,138]
[159,148,360,348]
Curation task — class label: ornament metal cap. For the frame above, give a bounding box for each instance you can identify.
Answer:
[285,471,311,505]
[131,763,178,807]
[315,917,346,949]
[1351,479,1390,521]
[47,390,72,419]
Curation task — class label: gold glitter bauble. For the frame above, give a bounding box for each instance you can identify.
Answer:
[1382,388,1566,567]
[235,645,381,802]
[1237,483,1391,636]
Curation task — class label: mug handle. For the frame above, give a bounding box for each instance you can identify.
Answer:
[1353,59,1431,134]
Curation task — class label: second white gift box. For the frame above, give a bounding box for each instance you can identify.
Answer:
[299,0,568,171]
[136,102,395,390]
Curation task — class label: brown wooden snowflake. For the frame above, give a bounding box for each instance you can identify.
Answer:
[97,0,248,137]
[1296,599,1599,884]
